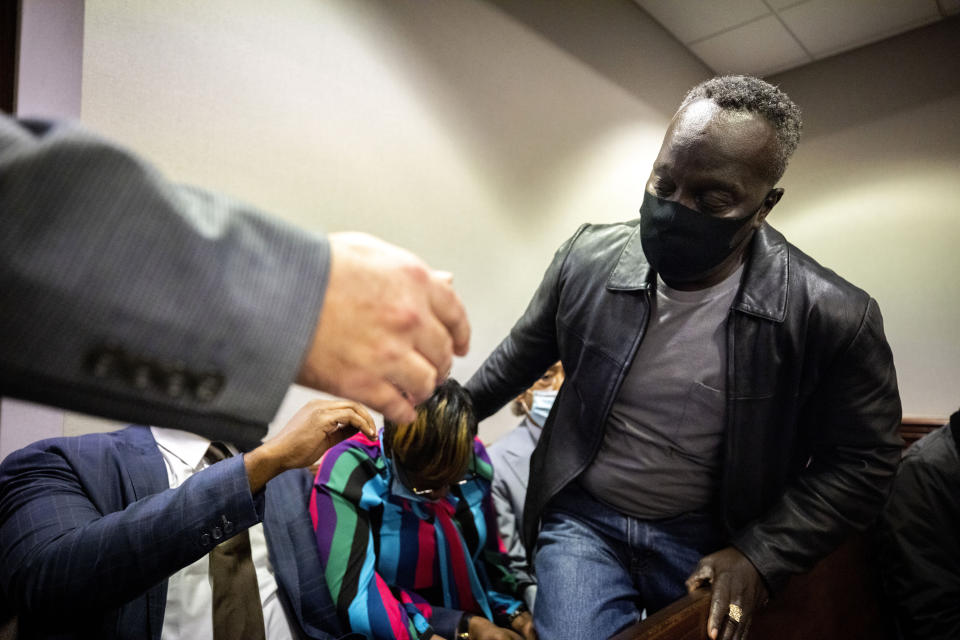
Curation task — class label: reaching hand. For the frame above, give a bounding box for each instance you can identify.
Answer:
[297,232,470,423]
[243,399,377,492]
[685,546,769,640]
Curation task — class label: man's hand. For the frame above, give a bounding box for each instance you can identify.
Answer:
[510,611,536,640]
[685,547,769,640]
[244,399,377,492]
[297,232,470,424]
[469,615,524,640]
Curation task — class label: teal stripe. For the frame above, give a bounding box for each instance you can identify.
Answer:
[346,527,381,636]
[457,526,494,619]
[378,496,403,583]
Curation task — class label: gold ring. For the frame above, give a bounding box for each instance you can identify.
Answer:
[728,603,743,623]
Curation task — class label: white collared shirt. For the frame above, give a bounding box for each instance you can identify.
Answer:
[150,427,294,640]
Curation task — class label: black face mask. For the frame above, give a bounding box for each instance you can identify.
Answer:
[639,190,756,283]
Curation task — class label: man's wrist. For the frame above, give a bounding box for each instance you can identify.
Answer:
[242,445,285,493]
[457,613,473,639]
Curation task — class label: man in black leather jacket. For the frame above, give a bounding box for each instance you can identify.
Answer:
[467,76,902,640]
[878,410,960,640]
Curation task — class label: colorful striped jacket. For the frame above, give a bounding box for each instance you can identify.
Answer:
[310,432,525,639]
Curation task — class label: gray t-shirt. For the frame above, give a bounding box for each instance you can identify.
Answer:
[579,264,743,519]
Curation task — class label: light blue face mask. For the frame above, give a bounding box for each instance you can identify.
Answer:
[525,389,558,428]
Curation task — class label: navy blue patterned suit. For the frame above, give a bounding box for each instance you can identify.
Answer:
[0,426,349,639]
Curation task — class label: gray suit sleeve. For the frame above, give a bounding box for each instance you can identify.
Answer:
[491,472,538,611]
[491,470,531,578]
[0,116,329,446]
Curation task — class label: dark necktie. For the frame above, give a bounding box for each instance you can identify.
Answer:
[204,442,267,640]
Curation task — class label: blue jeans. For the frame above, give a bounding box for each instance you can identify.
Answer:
[533,483,724,640]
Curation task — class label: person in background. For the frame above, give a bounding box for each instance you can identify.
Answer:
[0,115,470,449]
[0,399,377,639]
[487,362,564,612]
[878,409,960,640]
[466,75,902,640]
[312,380,534,640]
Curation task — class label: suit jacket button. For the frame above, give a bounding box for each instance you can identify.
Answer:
[130,362,153,390]
[194,373,224,402]
[87,346,122,378]
[211,526,223,540]
[166,371,187,397]
[223,520,235,535]
[200,533,211,546]
[159,361,188,398]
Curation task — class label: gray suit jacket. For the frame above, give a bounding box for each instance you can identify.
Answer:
[487,418,539,609]
[0,116,329,448]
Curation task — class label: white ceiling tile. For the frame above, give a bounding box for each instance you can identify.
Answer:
[636,0,771,43]
[689,15,812,76]
[779,0,942,57]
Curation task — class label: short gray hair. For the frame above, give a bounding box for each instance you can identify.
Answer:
[681,75,802,182]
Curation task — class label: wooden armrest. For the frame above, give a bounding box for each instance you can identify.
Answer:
[609,587,711,640]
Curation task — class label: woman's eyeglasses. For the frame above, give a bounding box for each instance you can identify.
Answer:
[402,454,478,497]
[410,474,475,496]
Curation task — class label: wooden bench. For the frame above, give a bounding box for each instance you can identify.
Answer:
[611,416,946,640]
[898,416,944,449]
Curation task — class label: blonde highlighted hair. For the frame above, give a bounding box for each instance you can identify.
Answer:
[383,379,477,489]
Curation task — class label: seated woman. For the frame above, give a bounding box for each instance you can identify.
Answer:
[311,380,535,640]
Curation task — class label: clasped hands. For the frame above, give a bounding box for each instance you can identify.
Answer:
[686,547,769,640]
[435,610,536,640]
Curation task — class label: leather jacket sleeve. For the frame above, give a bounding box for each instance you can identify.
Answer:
[877,419,960,640]
[731,297,903,593]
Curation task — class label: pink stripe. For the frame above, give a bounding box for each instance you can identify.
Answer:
[400,590,433,623]
[308,491,319,529]
[414,517,435,589]
[375,573,411,640]
[436,506,479,612]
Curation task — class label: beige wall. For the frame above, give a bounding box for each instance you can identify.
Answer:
[76,0,710,442]
[769,18,960,418]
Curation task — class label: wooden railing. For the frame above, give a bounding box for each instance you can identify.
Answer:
[610,587,711,640]
[898,416,944,449]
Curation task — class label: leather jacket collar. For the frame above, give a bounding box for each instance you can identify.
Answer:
[606,222,789,323]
